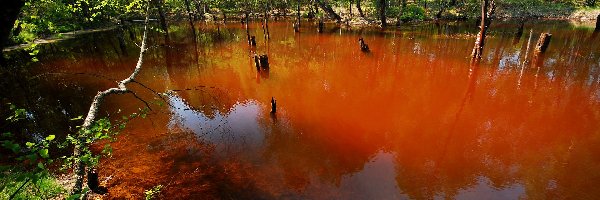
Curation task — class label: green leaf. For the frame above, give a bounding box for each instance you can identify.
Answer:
[70,116,83,121]
[37,162,44,169]
[39,148,49,158]
[26,142,35,147]
[45,135,56,141]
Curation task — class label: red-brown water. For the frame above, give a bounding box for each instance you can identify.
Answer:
[10,20,600,199]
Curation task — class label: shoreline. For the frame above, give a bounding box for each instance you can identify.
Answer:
[3,8,598,52]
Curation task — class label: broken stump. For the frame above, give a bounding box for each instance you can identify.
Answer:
[317,18,324,33]
[271,97,277,113]
[534,33,552,53]
[249,36,257,46]
[358,37,370,52]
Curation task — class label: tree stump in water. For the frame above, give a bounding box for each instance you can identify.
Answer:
[534,33,552,53]
[293,22,299,32]
[596,14,599,32]
[270,97,277,113]
[259,55,269,69]
[87,168,107,194]
[249,36,257,46]
[254,54,269,69]
[358,37,370,52]
[254,54,261,70]
[317,18,324,33]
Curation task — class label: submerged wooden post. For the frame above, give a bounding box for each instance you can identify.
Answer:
[87,168,107,194]
[358,37,369,52]
[249,36,257,46]
[270,97,277,113]
[596,14,599,32]
[259,54,269,69]
[534,33,552,53]
[294,23,300,32]
[317,18,324,33]
[254,54,260,70]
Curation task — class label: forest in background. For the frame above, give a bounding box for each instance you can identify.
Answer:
[4,0,600,46]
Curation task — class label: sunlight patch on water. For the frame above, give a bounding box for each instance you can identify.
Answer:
[454,176,525,200]
[167,93,265,155]
[339,150,409,200]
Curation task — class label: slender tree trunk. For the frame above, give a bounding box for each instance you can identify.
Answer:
[349,0,353,17]
[379,0,387,27]
[297,0,301,26]
[155,0,169,36]
[184,0,195,22]
[0,0,25,64]
[356,0,365,18]
[470,0,495,62]
[314,0,342,23]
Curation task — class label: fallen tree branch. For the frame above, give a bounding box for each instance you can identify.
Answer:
[72,0,151,195]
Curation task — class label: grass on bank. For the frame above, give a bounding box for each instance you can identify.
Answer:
[0,166,67,200]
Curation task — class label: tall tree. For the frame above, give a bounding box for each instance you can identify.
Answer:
[379,0,387,27]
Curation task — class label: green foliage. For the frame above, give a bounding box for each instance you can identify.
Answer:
[0,167,67,200]
[400,5,426,22]
[144,184,163,200]
[2,103,148,199]
[1,104,62,199]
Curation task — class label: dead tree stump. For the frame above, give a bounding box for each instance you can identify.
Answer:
[249,36,257,46]
[87,168,108,194]
[534,33,552,53]
[254,54,269,69]
[259,55,269,69]
[271,97,277,113]
[293,22,299,32]
[254,54,260,70]
[317,18,324,33]
[358,37,370,52]
[596,14,599,32]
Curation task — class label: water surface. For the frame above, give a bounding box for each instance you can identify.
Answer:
[6,20,600,199]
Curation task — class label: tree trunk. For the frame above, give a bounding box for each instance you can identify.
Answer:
[0,0,24,63]
[356,0,365,18]
[470,0,495,61]
[379,0,387,27]
[314,0,342,23]
[154,0,169,36]
[436,0,445,19]
[349,0,353,17]
[534,33,551,53]
[73,1,152,195]
[297,0,301,27]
